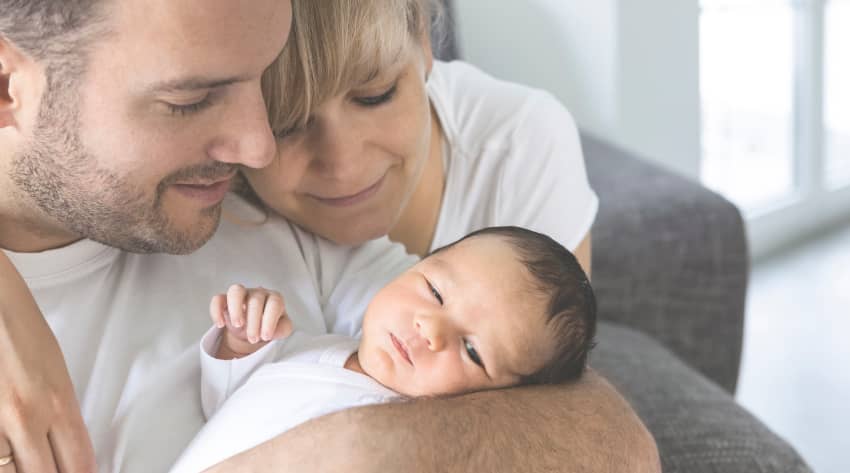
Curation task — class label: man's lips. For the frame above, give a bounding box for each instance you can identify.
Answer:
[390,333,413,366]
[171,173,235,206]
[173,171,236,188]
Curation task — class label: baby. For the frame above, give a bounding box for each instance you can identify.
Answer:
[171,226,596,472]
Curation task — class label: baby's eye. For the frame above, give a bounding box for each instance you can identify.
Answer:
[464,339,484,368]
[425,277,443,305]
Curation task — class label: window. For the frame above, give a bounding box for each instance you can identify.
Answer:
[825,0,850,189]
[700,0,850,258]
[700,0,795,211]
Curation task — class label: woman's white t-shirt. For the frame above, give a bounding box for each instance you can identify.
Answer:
[427,61,598,251]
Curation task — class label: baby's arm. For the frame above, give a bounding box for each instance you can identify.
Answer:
[209,284,294,359]
[201,285,294,418]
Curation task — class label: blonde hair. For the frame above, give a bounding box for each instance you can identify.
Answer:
[262,0,442,135]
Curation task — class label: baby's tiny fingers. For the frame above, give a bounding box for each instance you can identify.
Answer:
[260,293,286,341]
[245,290,268,344]
[209,294,228,328]
[226,284,247,328]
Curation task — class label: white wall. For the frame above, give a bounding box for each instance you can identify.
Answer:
[453,0,702,179]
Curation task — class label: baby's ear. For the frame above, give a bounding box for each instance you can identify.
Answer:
[0,37,45,131]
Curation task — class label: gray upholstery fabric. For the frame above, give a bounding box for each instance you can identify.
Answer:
[584,134,748,393]
[593,323,812,473]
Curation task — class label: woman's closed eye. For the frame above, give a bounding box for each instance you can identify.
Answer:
[274,125,299,140]
[274,117,313,140]
[353,84,397,107]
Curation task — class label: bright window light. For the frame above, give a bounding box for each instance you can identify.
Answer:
[825,0,850,189]
[700,0,795,211]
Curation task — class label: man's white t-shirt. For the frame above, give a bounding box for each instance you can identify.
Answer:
[427,61,598,251]
[170,330,398,473]
[3,196,416,473]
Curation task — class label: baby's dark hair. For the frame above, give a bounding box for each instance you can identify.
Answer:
[431,226,597,386]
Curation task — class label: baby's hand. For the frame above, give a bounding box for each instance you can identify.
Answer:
[209,285,294,358]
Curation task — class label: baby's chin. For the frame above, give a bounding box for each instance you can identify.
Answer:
[375,378,441,398]
[362,363,420,397]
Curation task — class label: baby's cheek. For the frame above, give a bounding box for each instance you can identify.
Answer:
[365,349,402,390]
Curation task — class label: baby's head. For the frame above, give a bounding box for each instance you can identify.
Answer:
[358,226,596,397]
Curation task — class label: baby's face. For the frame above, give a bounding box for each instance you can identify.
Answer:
[359,236,553,397]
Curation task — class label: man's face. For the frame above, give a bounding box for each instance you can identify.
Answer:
[10,0,291,253]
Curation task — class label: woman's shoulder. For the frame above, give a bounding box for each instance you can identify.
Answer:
[429,60,578,157]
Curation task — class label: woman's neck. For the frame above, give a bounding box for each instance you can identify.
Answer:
[389,106,446,257]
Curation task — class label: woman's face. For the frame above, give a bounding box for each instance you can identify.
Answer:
[242,42,435,245]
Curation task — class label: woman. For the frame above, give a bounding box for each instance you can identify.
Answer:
[245,0,597,271]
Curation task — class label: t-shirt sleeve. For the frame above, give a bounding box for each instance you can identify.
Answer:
[495,92,599,251]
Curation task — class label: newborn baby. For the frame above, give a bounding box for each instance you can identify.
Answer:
[170,226,596,472]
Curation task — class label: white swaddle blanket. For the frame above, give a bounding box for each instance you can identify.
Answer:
[169,330,399,473]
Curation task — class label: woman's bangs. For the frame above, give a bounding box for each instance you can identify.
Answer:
[332,5,411,94]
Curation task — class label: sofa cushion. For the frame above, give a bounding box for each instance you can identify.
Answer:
[593,322,812,472]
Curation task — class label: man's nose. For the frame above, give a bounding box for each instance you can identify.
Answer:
[414,314,448,352]
[207,91,276,169]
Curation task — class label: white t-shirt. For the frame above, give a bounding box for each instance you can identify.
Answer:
[427,61,598,251]
[170,330,398,473]
[3,195,416,473]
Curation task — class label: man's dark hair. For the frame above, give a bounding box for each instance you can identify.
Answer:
[432,226,597,386]
[0,1,109,73]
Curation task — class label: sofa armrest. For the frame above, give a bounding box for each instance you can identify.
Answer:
[583,133,748,393]
[594,323,811,473]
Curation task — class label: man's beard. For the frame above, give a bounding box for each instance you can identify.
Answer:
[8,73,228,254]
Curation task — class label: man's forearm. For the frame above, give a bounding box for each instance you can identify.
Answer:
[206,369,660,473]
[0,251,38,319]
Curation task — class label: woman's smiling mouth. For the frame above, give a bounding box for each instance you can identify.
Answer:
[307,173,387,208]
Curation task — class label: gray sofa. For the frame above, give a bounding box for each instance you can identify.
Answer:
[436,3,812,472]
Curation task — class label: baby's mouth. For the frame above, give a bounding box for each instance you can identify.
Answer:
[390,333,413,366]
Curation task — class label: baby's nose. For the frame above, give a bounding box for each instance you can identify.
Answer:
[415,317,447,352]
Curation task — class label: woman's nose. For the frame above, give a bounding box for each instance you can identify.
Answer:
[313,118,366,180]
[415,315,447,352]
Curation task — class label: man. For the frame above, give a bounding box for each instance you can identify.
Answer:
[0,1,659,472]
[0,1,293,471]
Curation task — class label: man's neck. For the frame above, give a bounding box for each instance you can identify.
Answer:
[0,185,81,253]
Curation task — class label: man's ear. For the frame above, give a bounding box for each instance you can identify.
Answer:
[0,37,39,130]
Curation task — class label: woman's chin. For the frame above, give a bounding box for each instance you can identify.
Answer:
[317,221,393,246]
